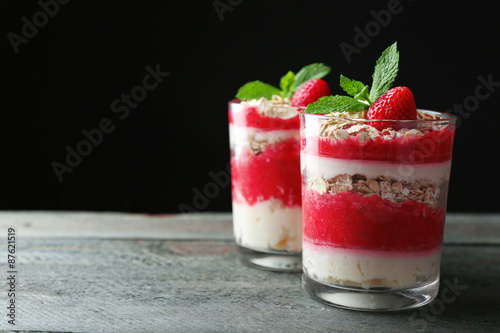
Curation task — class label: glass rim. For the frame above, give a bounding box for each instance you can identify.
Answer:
[228,99,305,110]
[299,109,457,123]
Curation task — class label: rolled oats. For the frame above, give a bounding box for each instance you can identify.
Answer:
[417,110,441,120]
[411,180,422,187]
[242,95,297,118]
[379,181,394,201]
[248,136,268,154]
[392,182,403,193]
[366,179,380,193]
[403,186,424,201]
[308,176,329,195]
[405,129,422,136]
[357,132,370,143]
[424,187,439,207]
[328,173,352,187]
[325,173,353,194]
[307,171,442,208]
[317,110,446,141]
[335,129,349,140]
[354,182,373,194]
[331,184,353,193]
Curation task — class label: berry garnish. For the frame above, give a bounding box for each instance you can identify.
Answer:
[305,42,416,120]
[367,86,417,120]
[366,86,417,130]
[291,79,331,107]
[236,63,331,103]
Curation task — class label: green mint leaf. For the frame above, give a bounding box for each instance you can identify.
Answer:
[340,75,368,98]
[354,85,371,103]
[305,95,370,114]
[236,80,282,100]
[279,71,295,98]
[369,42,400,102]
[293,63,331,92]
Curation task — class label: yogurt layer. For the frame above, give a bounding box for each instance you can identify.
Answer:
[232,200,302,253]
[303,242,441,290]
[229,124,299,156]
[301,152,451,185]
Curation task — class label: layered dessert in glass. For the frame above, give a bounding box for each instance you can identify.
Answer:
[301,109,456,310]
[229,63,332,271]
[229,97,302,271]
[300,43,456,310]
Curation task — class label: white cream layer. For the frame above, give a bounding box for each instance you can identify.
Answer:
[229,125,299,148]
[232,200,302,253]
[303,242,441,290]
[301,152,451,185]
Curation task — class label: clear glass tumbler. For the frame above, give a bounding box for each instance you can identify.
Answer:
[229,99,303,272]
[300,110,456,310]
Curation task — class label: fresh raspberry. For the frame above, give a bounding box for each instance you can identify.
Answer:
[366,86,417,130]
[291,79,331,107]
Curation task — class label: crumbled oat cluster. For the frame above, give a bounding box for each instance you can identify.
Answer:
[417,111,441,121]
[247,136,268,154]
[306,173,441,207]
[317,110,447,143]
[242,95,298,118]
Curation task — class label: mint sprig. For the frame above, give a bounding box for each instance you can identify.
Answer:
[293,63,332,92]
[306,95,370,114]
[369,42,399,102]
[279,71,295,98]
[306,42,400,114]
[235,80,281,100]
[236,63,331,101]
[339,75,367,98]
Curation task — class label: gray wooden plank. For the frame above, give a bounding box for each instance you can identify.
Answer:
[443,213,500,245]
[0,211,233,240]
[0,237,497,332]
[0,211,499,245]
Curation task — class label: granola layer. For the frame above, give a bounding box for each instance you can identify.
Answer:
[304,172,446,208]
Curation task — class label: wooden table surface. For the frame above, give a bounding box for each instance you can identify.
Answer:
[0,211,498,333]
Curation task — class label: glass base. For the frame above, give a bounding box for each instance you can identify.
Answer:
[236,244,302,272]
[302,273,439,311]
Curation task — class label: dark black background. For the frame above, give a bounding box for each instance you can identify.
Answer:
[0,1,498,213]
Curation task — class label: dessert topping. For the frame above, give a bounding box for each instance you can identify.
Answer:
[366,86,417,121]
[241,95,297,118]
[236,63,331,102]
[316,110,446,142]
[305,42,400,114]
[290,79,331,107]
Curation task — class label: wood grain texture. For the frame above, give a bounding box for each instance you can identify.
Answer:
[0,212,498,332]
[0,212,499,244]
[0,211,233,240]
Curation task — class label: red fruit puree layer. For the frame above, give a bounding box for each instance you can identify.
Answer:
[231,139,301,207]
[302,128,455,163]
[303,189,445,252]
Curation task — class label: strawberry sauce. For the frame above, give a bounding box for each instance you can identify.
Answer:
[302,189,446,252]
[231,139,301,207]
